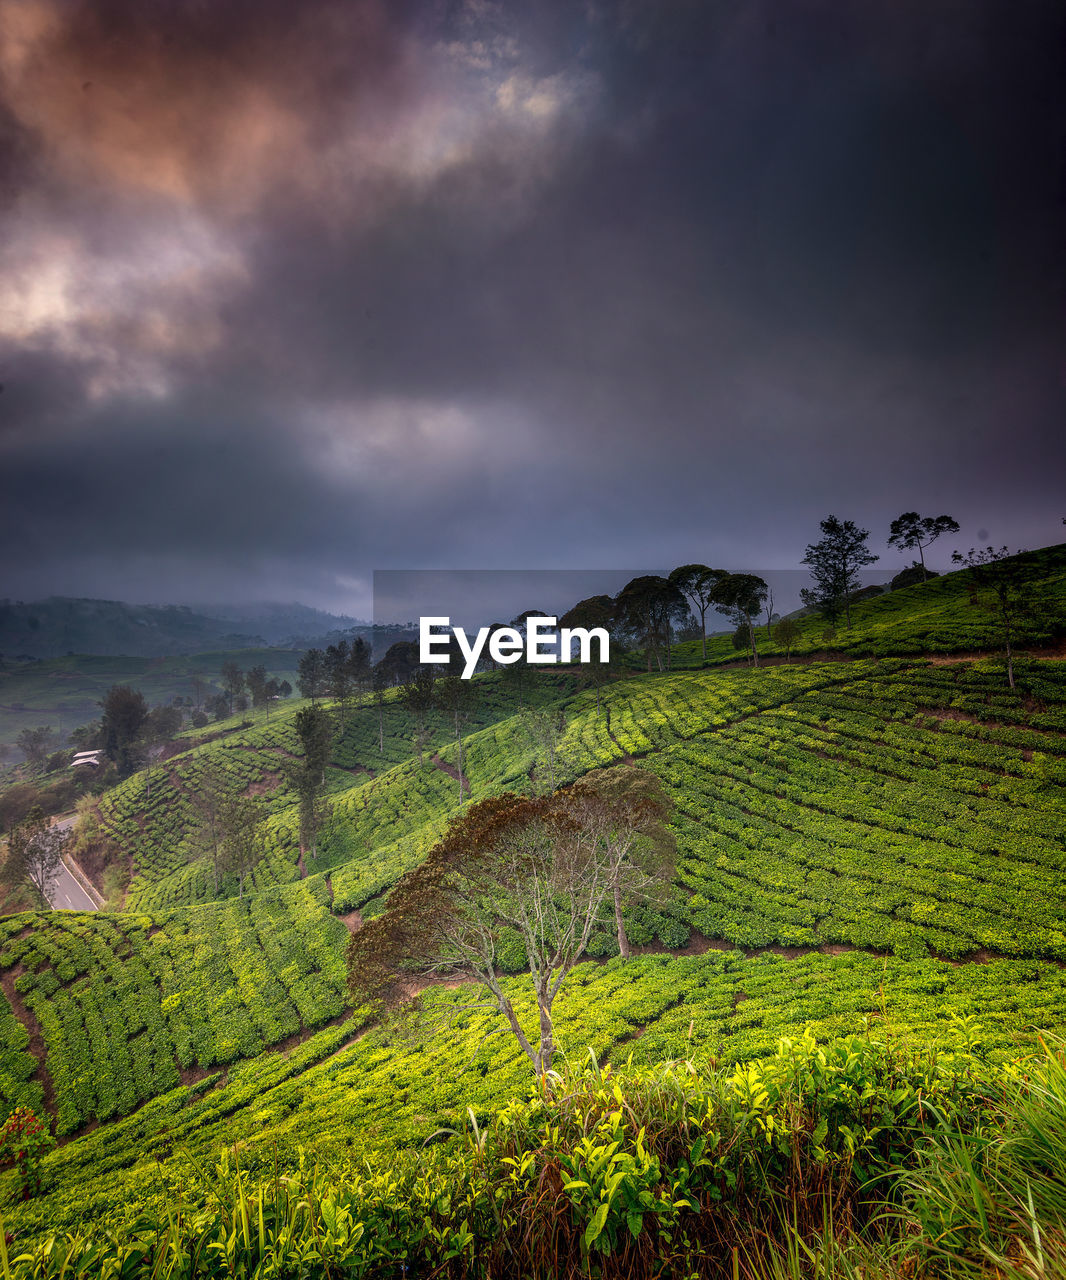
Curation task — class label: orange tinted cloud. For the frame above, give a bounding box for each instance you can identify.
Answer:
[1,0,416,212]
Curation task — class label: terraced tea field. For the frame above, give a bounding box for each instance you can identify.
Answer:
[0,880,347,1133]
[1,551,1064,1259]
[11,946,1066,1244]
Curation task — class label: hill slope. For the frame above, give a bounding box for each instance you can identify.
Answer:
[0,548,1064,1260]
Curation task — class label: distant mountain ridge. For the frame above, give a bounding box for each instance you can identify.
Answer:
[0,598,367,658]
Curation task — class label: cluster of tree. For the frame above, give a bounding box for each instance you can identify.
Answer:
[13,726,61,771]
[556,569,775,673]
[347,765,673,1078]
[207,662,292,721]
[54,687,192,785]
[287,705,333,861]
[798,511,961,629]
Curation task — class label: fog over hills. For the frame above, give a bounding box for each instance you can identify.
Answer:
[0,598,367,659]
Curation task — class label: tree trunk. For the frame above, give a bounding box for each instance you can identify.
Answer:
[536,987,554,1076]
[701,609,708,660]
[455,724,465,803]
[614,882,630,960]
[493,986,540,1074]
[1005,625,1015,690]
[918,543,928,581]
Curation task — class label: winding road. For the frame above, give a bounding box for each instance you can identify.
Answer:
[45,817,102,912]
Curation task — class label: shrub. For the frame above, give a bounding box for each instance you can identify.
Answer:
[0,1107,54,1200]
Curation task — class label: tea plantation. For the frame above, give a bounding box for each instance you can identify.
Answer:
[0,550,1063,1269]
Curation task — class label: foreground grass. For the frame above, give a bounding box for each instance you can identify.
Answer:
[2,1029,1063,1278]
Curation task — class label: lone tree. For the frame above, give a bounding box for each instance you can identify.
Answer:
[346,772,673,1078]
[15,727,56,770]
[567,765,674,960]
[951,546,1035,690]
[290,704,334,859]
[558,595,623,716]
[296,648,327,703]
[220,662,245,715]
[245,665,270,708]
[518,705,567,794]
[888,512,960,581]
[710,573,769,667]
[2,807,68,907]
[217,792,266,898]
[398,667,436,768]
[772,616,801,662]
[99,685,149,777]
[188,760,228,895]
[434,675,477,804]
[668,565,727,661]
[800,515,879,630]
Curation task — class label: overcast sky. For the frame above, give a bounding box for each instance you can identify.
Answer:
[1,0,1063,614]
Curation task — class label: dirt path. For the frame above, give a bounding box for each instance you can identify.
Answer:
[0,969,56,1120]
[605,727,635,765]
[432,752,470,795]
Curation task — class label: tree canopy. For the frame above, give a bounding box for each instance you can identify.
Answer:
[668,565,726,660]
[800,515,879,630]
[2,807,68,907]
[99,685,149,777]
[710,573,769,667]
[887,512,959,580]
[614,576,687,672]
[346,767,672,1077]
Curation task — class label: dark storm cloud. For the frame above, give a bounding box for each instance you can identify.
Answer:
[0,0,1062,610]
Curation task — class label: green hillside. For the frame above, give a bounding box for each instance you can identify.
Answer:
[0,550,1064,1272]
[667,541,1066,668]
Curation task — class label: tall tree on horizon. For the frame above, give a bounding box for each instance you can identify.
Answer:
[220,661,245,715]
[398,667,436,768]
[668,565,727,660]
[800,515,879,630]
[245,665,270,708]
[711,573,770,667]
[291,704,333,859]
[434,675,476,804]
[888,512,960,581]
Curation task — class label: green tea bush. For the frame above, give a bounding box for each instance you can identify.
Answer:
[0,1029,1022,1278]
